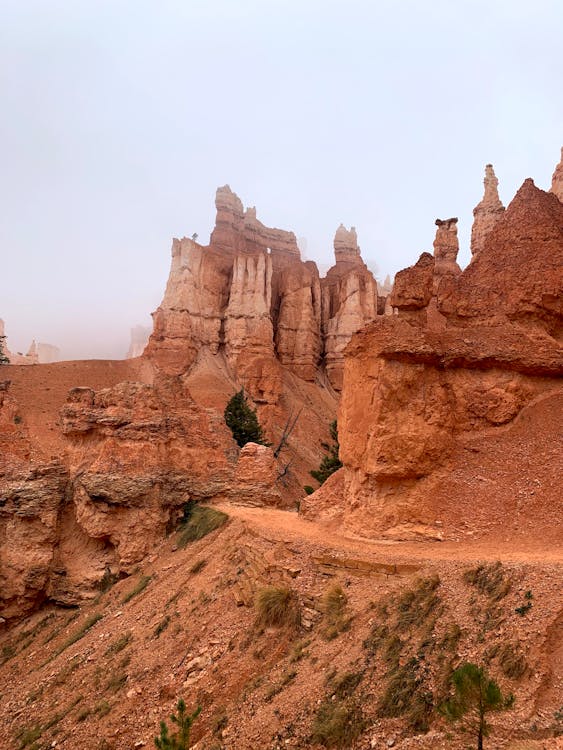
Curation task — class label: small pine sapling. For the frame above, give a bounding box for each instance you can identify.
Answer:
[310,420,342,486]
[440,662,514,750]
[154,699,201,750]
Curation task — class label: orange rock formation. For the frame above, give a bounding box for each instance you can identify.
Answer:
[304,174,563,544]
[146,186,378,394]
[470,164,505,256]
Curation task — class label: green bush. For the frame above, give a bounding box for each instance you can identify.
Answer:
[310,420,342,486]
[224,389,268,448]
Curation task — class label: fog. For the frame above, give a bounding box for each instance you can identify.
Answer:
[1,0,562,360]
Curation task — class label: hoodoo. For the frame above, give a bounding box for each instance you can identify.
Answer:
[304,169,563,546]
[470,164,505,256]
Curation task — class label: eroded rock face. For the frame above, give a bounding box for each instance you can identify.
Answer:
[147,190,379,395]
[321,226,378,390]
[433,217,461,282]
[234,442,281,506]
[471,164,505,256]
[306,178,563,540]
[0,373,237,619]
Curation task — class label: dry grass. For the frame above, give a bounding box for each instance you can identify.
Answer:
[396,575,441,630]
[321,584,352,640]
[122,575,152,604]
[312,699,365,748]
[177,505,228,548]
[52,612,104,658]
[104,631,132,656]
[255,585,301,630]
[463,562,511,601]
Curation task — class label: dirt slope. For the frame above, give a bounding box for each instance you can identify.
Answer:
[1,503,561,750]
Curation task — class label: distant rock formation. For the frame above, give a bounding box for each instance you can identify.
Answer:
[126,325,151,359]
[550,146,563,202]
[146,186,379,394]
[471,164,505,256]
[0,319,59,365]
[36,343,60,364]
[0,319,37,364]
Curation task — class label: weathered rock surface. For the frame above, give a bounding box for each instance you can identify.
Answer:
[321,226,378,390]
[471,164,505,256]
[305,177,563,541]
[234,442,281,506]
[147,191,379,395]
[0,368,238,619]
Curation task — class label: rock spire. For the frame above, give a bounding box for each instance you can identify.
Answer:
[471,164,505,256]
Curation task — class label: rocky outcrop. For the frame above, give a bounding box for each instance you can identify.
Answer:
[321,226,378,390]
[147,189,379,396]
[550,146,563,203]
[0,370,238,620]
[433,218,462,283]
[306,176,563,541]
[471,164,505,256]
[234,442,281,506]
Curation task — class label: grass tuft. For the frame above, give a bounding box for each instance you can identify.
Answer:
[122,575,152,604]
[104,631,132,656]
[312,699,365,748]
[255,585,301,630]
[463,562,511,601]
[177,504,228,548]
[53,613,103,657]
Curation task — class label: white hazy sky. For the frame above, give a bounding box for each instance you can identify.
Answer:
[1,0,562,360]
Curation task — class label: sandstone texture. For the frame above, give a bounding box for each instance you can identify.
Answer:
[234,442,281,506]
[0,360,239,620]
[471,164,505,256]
[321,225,378,390]
[306,176,563,543]
[1,186,380,620]
[146,187,379,394]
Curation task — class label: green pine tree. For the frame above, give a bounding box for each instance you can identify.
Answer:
[224,389,268,448]
[0,336,10,365]
[154,699,201,750]
[439,662,514,750]
[310,420,342,486]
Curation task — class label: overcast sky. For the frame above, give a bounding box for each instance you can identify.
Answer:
[1,0,562,359]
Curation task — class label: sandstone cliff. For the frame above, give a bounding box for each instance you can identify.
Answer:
[304,173,563,543]
[0,360,239,620]
[2,187,381,621]
[146,188,378,395]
